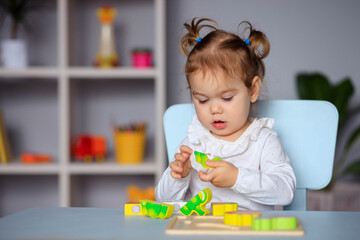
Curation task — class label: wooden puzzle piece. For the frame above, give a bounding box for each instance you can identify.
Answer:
[224,211,261,226]
[140,200,174,219]
[180,188,212,216]
[252,216,298,230]
[190,151,223,173]
[211,202,238,216]
[124,202,144,216]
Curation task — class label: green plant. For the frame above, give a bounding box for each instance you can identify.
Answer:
[297,73,360,188]
[0,0,44,39]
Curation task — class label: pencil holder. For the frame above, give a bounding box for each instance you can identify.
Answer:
[113,128,146,164]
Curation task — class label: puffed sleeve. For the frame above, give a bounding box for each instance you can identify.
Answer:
[230,132,296,205]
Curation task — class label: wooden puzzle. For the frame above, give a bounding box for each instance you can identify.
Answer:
[166,215,305,236]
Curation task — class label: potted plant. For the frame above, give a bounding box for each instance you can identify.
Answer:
[0,0,43,68]
[296,73,360,210]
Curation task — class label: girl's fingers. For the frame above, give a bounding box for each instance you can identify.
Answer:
[170,161,183,173]
[198,170,215,182]
[170,171,181,179]
[180,145,193,155]
[174,153,185,161]
[205,160,223,168]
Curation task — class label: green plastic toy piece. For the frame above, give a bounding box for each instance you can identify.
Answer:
[140,200,174,219]
[252,216,298,230]
[194,151,222,169]
[180,188,212,216]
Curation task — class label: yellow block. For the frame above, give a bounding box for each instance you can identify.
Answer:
[124,202,144,215]
[212,202,238,216]
[224,211,261,226]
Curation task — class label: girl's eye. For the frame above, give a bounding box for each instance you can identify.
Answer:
[198,99,208,104]
[222,96,233,101]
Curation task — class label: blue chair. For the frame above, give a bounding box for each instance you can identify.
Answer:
[163,100,339,210]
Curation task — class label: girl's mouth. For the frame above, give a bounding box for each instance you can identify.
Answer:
[212,120,226,129]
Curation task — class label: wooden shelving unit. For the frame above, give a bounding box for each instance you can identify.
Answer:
[0,0,166,215]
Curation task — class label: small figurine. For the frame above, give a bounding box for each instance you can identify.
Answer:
[94,5,119,68]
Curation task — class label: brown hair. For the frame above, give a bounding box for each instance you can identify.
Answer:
[180,18,270,89]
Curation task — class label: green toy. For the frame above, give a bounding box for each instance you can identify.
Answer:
[194,151,222,169]
[252,216,298,230]
[140,200,174,219]
[180,188,212,216]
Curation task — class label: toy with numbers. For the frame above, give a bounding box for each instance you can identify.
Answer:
[190,151,222,173]
[94,5,119,68]
[71,134,107,162]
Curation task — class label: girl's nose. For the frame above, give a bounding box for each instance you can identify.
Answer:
[210,102,223,114]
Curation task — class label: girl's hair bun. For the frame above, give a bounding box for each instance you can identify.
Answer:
[180,18,219,56]
[238,21,270,60]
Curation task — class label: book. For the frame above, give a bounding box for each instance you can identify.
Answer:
[0,111,12,164]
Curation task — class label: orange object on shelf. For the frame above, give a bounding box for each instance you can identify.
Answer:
[21,153,52,164]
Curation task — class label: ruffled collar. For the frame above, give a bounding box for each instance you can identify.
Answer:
[187,115,274,158]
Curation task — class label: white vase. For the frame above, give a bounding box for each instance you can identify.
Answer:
[0,39,28,68]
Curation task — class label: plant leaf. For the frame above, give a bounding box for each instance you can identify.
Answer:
[344,160,360,175]
[345,125,360,152]
[331,78,354,123]
[296,73,331,100]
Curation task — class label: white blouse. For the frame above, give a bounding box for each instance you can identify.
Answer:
[156,115,296,210]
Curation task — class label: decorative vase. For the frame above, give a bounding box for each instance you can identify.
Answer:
[0,39,28,68]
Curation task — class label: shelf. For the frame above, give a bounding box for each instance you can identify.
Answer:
[0,67,59,78]
[0,162,59,175]
[69,160,157,175]
[0,0,166,215]
[67,67,157,79]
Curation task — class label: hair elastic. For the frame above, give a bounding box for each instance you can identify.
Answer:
[196,37,202,43]
[244,38,250,45]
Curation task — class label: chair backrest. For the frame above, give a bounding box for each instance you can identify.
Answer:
[163,100,339,210]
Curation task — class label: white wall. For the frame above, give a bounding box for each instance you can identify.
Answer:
[166,0,360,179]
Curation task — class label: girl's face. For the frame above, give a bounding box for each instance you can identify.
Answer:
[190,70,259,142]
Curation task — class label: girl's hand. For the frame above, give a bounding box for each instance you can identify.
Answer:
[198,161,238,188]
[170,145,193,179]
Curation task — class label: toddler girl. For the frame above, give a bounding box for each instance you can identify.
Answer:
[156,18,296,210]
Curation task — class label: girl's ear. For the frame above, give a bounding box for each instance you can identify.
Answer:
[250,76,262,103]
